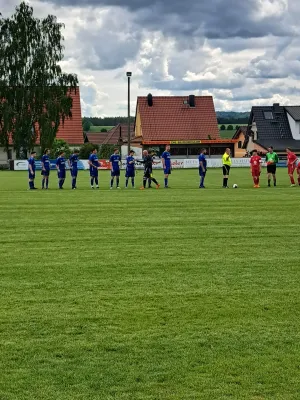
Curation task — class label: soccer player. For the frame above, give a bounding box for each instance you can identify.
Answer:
[222,148,232,188]
[125,150,135,188]
[69,149,79,190]
[110,148,121,189]
[88,148,100,189]
[138,150,160,190]
[28,151,37,190]
[148,150,156,188]
[250,149,262,188]
[286,148,298,187]
[56,151,66,189]
[161,145,171,188]
[41,148,51,189]
[198,148,207,188]
[265,146,279,187]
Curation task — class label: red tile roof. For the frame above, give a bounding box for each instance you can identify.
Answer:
[137,96,220,142]
[86,123,135,145]
[7,87,83,145]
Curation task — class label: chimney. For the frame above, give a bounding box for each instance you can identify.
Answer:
[188,95,195,107]
[147,93,153,107]
[273,103,281,113]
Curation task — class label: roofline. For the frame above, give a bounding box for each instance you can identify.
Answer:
[285,107,300,122]
[142,139,238,145]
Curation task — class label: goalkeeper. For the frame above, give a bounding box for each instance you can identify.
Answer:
[137,150,160,190]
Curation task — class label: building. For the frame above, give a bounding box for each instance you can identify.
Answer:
[133,94,237,157]
[232,126,247,157]
[84,123,135,146]
[245,103,300,155]
[0,88,83,163]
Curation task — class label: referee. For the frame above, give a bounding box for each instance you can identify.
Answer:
[265,146,279,187]
[138,150,160,190]
[222,148,232,188]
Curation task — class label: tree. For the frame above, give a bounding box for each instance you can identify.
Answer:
[227,125,234,130]
[99,144,118,159]
[82,118,92,132]
[235,125,240,130]
[0,2,78,158]
[50,139,71,158]
[79,143,99,159]
[100,128,107,132]
[220,125,226,131]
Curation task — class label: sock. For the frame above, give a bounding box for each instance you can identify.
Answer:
[125,179,129,187]
[200,176,204,187]
[148,179,151,187]
[74,178,76,188]
[116,177,119,187]
[268,179,271,186]
[257,177,259,185]
[132,178,134,187]
[29,181,33,189]
[91,178,94,186]
[95,177,99,186]
[298,176,300,185]
[223,178,226,187]
[224,178,228,187]
[274,179,276,186]
[42,178,45,189]
[110,178,114,187]
[59,179,62,189]
[152,178,159,185]
[164,178,168,187]
[143,178,147,188]
[72,178,76,188]
[290,176,295,185]
[46,179,49,189]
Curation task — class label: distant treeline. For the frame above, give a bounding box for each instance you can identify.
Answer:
[82,112,250,128]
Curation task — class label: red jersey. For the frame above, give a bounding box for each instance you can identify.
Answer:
[250,155,261,169]
[287,152,298,165]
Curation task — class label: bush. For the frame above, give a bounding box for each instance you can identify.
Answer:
[79,143,99,159]
[0,163,9,170]
[220,125,226,131]
[100,128,107,132]
[50,139,71,159]
[227,125,234,130]
[99,144,119,159]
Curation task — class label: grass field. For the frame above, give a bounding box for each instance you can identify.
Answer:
[1,168,300,400]
[89,126,114,132]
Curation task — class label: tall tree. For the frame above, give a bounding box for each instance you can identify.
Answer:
[0,2,78,158]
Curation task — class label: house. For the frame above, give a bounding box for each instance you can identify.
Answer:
[133,94,238,157]
[0,87,84,163]
[232,126,247,157]
[84,123,135,146]
[245,103,300,155]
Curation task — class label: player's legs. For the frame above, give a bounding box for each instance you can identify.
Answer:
[131,177,135,187]
[199,170,206,188]
[150,173,160,188]
[28,172,35,189]
[272,166,277,186]
[110,171,115,188]
[164,168,170,188]
[222,166,229,187]
[288,165,295,186]
[45,172,49,189]
[42,171,45,189]
[116,171,120,188]
[72,170,77,189]
[94,171,99,188]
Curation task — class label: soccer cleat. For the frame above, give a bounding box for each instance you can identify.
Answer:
[199,186,205,189]
[91,186,94,189]
[96,186,99,189]
[156,184,160,189]
[110,187,113,190]
[117,186,120,189]
[291,184,296,187]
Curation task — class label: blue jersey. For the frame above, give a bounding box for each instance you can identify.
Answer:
[56,156,66,170]
[89,154,99,170]
[126,156,135,170]
[41,154,50,170]
[28,157,36,172]
[162,151,171,168]
[110,154,121,170]
[198,153,207,169]
[69,154,79,170]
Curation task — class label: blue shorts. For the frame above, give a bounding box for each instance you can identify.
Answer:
[70,168,78,177]
[125,169,135,178]
[90,169,98,177]
[58,170,66,179]
[111,169,120,177]
[28,172,35,180]
[41,170,50,177]
[164,167,171,175]
[199,168,207,177]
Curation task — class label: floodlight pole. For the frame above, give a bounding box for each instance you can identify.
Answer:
[127,72,132,154]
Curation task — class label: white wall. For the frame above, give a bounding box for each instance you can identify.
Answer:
[287,113,300,140]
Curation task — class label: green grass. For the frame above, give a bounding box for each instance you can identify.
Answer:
[218,124,237,139]
[89,126,114,132]
[1,169,300,399]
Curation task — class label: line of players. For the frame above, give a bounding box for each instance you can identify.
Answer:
[27,145,172,190]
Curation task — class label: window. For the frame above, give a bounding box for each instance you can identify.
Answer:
[264,111,274,120]
[238,141,242,149]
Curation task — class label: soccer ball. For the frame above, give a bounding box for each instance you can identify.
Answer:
[233,184,238,188]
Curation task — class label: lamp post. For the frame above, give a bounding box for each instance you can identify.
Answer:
[126,72,132,154]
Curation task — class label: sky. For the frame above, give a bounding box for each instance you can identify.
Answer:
[2,0,300,116]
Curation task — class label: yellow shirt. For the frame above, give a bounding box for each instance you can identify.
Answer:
[222,153,232,166]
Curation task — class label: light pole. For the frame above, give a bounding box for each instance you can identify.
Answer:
[126,72,132,154]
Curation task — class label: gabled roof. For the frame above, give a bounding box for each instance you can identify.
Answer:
[85,123,135,145]
[137,96,220,142]
[285,106,300,121]
[232,125,247,139]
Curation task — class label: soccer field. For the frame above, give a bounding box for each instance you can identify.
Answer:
[1,169,300,400]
